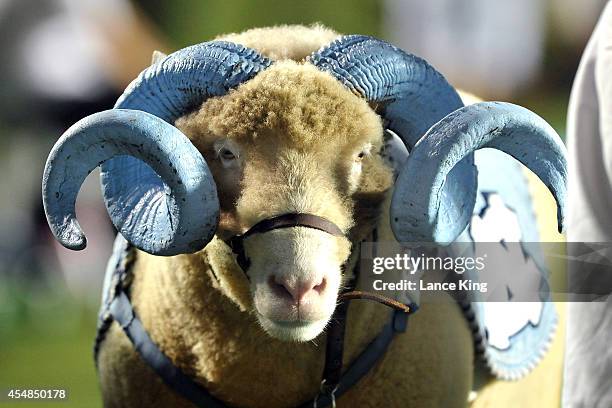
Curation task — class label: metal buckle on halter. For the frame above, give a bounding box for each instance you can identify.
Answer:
[313,379,339,408]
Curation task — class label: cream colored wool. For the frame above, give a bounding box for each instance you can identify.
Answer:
[216,24,340,61]
[93,24,572,407]
[98,249,473,408]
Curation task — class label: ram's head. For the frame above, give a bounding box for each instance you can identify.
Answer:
[42,37,567,342]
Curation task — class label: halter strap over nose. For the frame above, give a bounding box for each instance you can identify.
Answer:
[241,213,344,238]
[226,213,344,271]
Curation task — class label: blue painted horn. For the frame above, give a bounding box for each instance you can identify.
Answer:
[42,42,271,255]
[310,36,567,244]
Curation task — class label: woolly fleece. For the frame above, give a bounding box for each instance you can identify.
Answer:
[97,24,475,408]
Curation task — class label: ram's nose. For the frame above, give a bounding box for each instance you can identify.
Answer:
[268,275,327,305]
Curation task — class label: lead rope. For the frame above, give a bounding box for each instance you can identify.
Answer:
[313,229,413,408]
[313,228,417,408]
[339,291,412,312]
[313,295,412,408]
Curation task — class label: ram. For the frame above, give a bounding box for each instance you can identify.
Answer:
[41,25,567,407]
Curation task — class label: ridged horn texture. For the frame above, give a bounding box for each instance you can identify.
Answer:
[391,102,567,243]
[42,109,219,254]
[44,41,271,255]
[309,35,478,243]
[309,35,464,148]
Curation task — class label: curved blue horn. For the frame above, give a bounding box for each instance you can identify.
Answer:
[44,41,271,255]
[113,41,271,121]
[309,35,476,242]
[391,102,567,243]
[42,109,219,255]
[310,35,464,148]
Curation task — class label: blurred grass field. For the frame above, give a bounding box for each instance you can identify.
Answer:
[0,281,101,407]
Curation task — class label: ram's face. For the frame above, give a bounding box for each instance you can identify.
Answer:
[177,61,393,341]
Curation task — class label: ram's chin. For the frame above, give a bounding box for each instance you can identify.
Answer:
[256,314,329,342]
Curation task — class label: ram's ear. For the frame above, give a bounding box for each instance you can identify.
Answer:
[151,50,167,65]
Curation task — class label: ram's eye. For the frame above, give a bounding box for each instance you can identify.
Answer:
[220,148,236,161]
[213,140,241,168]
[355,143,372,162]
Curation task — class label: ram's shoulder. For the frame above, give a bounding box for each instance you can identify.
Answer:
[215,24,340,61]
[97,322,192,408]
